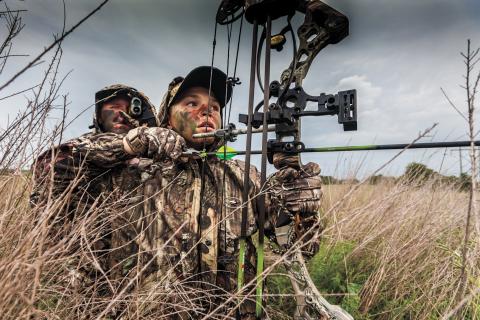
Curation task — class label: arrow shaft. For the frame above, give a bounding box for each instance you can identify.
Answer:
[205,140,480,157]
[304,141,480,152]
[192,125,276,139]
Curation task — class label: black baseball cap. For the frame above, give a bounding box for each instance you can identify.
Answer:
[169,66,233,108]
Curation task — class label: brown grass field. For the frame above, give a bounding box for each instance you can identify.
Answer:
[320,181,477,319]
[0,171,478,319]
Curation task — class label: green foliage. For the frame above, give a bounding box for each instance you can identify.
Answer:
[368,174,397,185]
[267,241,369,318]
[458,172,472,191]
[341,282,363,317]
[267,237,480,319]
[367,174,384,185]
[308,241,369,319]
[321,175,340,185]
[267,265,297,315]
[308,242,354,302]
[404,162,436,183]
[402,162,473,191]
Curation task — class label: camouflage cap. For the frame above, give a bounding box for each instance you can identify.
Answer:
[157,66,232,126]
[93,84,158,133]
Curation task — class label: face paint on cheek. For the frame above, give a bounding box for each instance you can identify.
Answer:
[189,119,197,133]
[173,111,186,134]
[100,109,120,130]
[101,109,117,123]
[176,111,198,135]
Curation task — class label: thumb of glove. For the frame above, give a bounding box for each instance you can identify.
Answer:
[299,162,321,177]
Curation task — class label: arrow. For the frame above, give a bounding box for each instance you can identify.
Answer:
[201,140,480,160]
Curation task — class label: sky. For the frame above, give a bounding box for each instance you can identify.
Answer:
[1,0,480,177]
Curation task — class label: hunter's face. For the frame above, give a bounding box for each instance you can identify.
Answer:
[168,86,221,149]
[99,97,132,134]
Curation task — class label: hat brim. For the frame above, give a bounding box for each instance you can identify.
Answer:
[171,66,232,108]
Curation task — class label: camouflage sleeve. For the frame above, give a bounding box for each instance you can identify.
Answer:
[72,132,134,168]
[30,135,126,301]
[30,132,133,206]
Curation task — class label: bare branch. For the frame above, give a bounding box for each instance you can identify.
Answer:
[0,54,28,58]
[0,84,40,101]
[441,87,468,122]
[0,0,110,92]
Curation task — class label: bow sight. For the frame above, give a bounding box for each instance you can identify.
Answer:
[238,82,357,162]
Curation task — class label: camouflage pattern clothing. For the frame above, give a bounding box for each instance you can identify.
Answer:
[30,84,160,306]
[31,133,254,317]
[31,76,323,318]
[31,132,148,290]
[128,152,322,319]
[135,155,267,318]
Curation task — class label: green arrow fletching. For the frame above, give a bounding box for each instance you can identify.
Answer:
[216,145,237,160]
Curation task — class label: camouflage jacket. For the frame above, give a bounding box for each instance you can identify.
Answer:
[131,153,280,318]
[132,151,322,318]
[32,133,321,318]
[139,155,268,278]
[31,132,148,288]
[31,132,136,206]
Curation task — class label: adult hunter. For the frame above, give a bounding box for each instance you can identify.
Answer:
[30,84,185,314]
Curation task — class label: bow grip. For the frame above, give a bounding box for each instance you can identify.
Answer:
[268,145,303,170]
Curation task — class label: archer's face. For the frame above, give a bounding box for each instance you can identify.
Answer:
[168,86,222,149]
[99,97,133,134]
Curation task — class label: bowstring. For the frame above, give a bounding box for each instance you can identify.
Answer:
[220,10,243,294]
[220,15,232,293]
[197,20,218,286]
[227,12,243,125]
[200,7,243,295]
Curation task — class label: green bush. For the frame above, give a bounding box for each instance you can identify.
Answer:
[267,264,297,315]
[404,162,436,184]
[308,241,370,319]
[267,241,370,318]
[321,175,340,185]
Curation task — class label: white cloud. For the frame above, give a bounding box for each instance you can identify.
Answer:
[335,74,382,111]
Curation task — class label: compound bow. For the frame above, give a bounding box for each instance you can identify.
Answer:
[214,1,357,319]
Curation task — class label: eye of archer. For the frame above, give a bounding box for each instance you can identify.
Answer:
[104,103,125,111]
[185,100,197,107]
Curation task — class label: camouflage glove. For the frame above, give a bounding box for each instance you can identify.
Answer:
[269,162,322,217]
[269,162,322,257]
[123,127,186,161]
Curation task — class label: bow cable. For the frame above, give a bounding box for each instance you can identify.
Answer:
[256,16,295,93]
[220,12,244,295]
[255,15,272,318]
[237,18,259,314]
[196,19,218,291]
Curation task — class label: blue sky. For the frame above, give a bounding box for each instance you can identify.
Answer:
[1,0,480,177]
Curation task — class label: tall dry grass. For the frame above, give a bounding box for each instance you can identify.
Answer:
[1,173,479,319]
[316,178,479,319]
